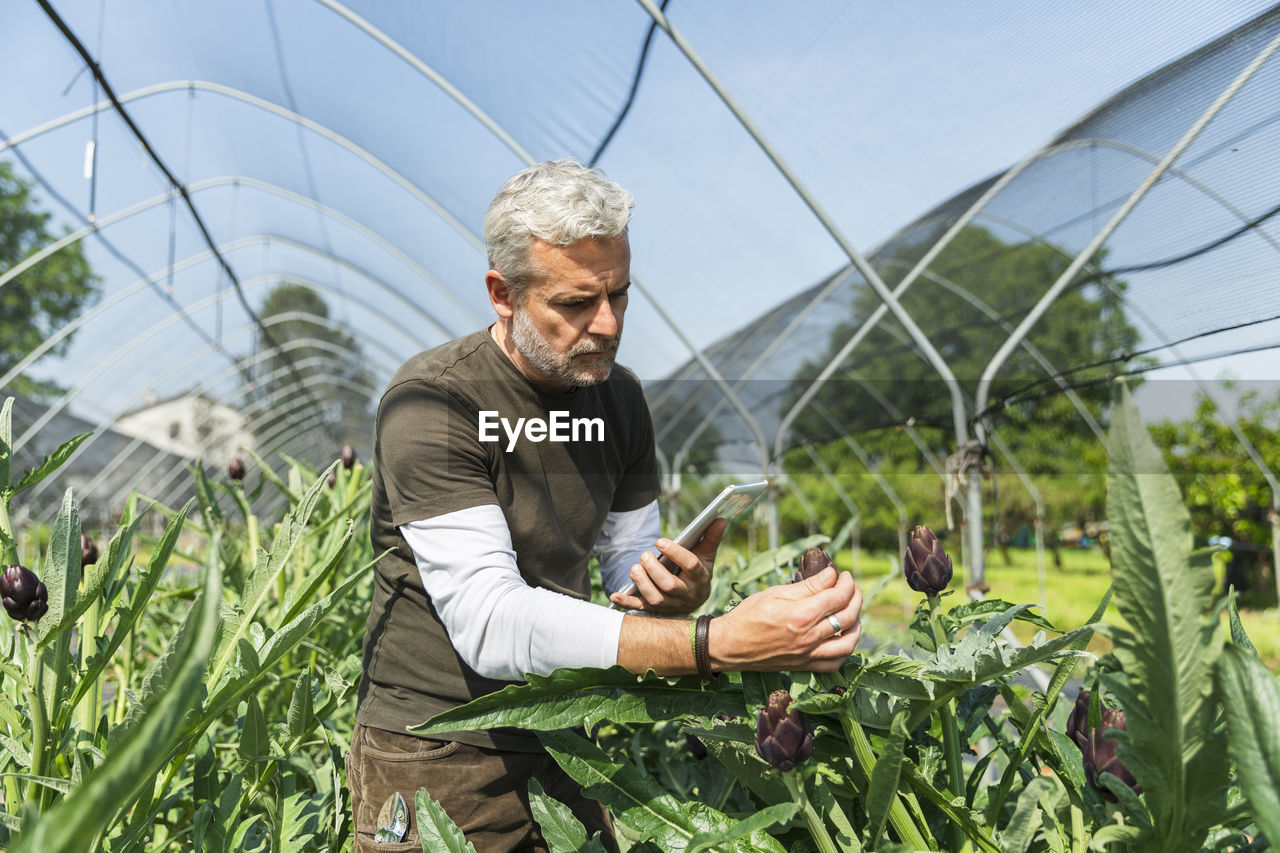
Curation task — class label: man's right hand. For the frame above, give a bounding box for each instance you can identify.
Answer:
[615,566,862,676]
[711,566,862,673]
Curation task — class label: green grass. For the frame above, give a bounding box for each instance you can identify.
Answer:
[847,546,1280,672]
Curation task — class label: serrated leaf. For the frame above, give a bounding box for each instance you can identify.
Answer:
[686,803,796,853]
[413,667,742,736]
[540,729,727,850]
[11,433,91,497]
[37,490,79,733]
[64,500,194,713]
[0,732,32,769]
[946,598,1057,633]
[0,397,12,491]
[0,773,73,795]
[528,777,600,853]
[923,613,1096,685]
[1217,645,1280,844]
[414,787,477,852]
[1104,384,1228,850]
[9,545,222,853]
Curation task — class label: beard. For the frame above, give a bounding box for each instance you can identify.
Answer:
[511,307,620,388]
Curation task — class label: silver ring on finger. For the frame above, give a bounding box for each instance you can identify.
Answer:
[827,614,843,637]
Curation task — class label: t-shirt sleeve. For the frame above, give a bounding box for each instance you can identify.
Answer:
[376,379,497,526]
[609,378,661,513]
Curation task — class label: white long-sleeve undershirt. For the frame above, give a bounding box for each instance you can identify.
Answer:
[400,500,660,681]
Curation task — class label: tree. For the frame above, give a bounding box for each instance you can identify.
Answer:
[0,160,99,399]
[249,282,374,454]
[776,224,1142,546]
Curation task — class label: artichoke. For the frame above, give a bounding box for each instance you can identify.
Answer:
[326,469,338,489]
[755,689,813,772]
[340,444,356,470]
[1,565,48,622]
[1066,690,1140,799]
[227,457,246,481]
[904,525,953,596]
[793,546,833,583]
[81,533,99,568]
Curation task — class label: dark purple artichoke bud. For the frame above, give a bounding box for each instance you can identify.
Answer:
[684,733,708,761]
[340,444,356,470]
[793,546,834,583]
[326,469,338,488]
[227,457,246,481]
[1,565,48,622]
[1067,690,1140,800]
[904,525,953,596]
[755,689,813,772]
[81,533,99,568]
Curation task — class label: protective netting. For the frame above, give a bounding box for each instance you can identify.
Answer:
[0,0,1276,540]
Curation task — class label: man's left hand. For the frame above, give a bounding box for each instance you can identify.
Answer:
[608,518,726,615]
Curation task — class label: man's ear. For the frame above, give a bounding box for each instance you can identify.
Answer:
[485,270,516,319]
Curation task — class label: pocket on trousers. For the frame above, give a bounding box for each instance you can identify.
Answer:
[350,724,465,849]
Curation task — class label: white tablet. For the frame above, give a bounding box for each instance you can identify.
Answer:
[611,480,770,606]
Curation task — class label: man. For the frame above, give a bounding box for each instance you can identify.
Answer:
[349,160,863,851]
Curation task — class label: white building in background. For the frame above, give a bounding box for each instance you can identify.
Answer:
[115,391,254,464]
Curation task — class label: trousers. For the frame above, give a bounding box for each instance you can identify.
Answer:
[346,721,616,852]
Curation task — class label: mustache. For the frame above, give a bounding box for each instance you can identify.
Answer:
[569,336,620,357]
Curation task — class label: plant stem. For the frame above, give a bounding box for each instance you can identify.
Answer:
[928,595,968,852]
[781,771,844,853]
[27,631,48,808]
[839,710,932,850]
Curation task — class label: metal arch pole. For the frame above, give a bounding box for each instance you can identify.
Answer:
[663,269,863,469]
[99,343,387,512]
[811,402,911,565]
[633,0,968,448]
[11,277,403,454]
[881,258,1109,447]
[76,342,374,506]
[310,0,537,166]
[1,229,450,392]
[976,31,1280,435]
[37,318,399,508]
[987,430,1049,616]
[277,8,772,467]
[800,443,862,577]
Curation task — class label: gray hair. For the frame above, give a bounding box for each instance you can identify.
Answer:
[484,160,634,297]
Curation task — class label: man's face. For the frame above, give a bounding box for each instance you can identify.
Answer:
[507,235,631,390]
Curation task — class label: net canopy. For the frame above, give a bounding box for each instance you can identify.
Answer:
[1,1,1277,559]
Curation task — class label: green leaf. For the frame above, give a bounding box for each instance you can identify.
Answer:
[864,711,909,845]
[999,776,1054,853]
[10,433,91,497]
[37,489,79,735]
[1104,383,1228,850]
[9,540,222,853]
[238,696,268,765]
[0,397,12,492]
[923,610,1096,686]
[686,803,797,853]
[287,670,313,743]
[0,773,73,795]
[63,500,194,714]
[413,667,742,736]
[1226,594,1258,657]
[414,787,477,852]
[1217,645,1280,844]
[539,729,728,851]
[527,777,605,853]
[945,598,1056,633]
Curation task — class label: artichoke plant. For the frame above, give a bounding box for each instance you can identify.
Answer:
[794,546,833,583]
[1,565,48,622]
[904,524,953,596]
[755,689,813,772]
[340,444,356,470]
[81,533,99,568]
[227,457,246,481]
[1066,689,1141,799]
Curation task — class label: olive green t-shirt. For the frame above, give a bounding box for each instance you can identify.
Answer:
[356,328,659,751]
